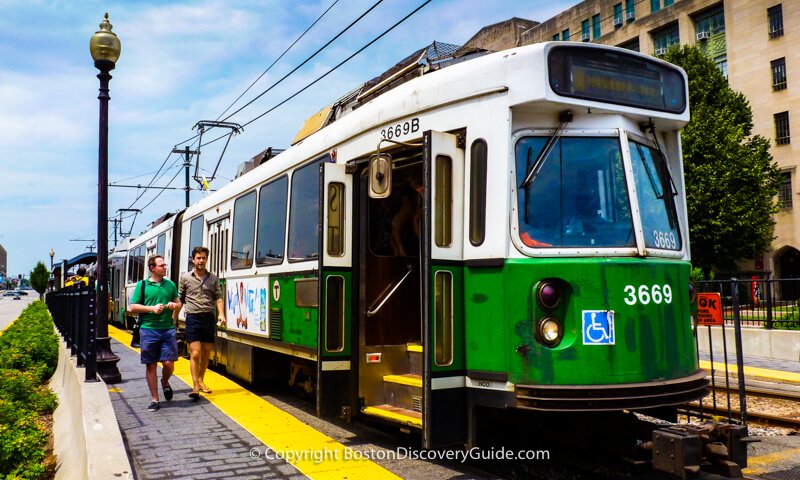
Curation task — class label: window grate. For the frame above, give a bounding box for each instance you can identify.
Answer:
[768,5,784,39]
[779,172,793,209]
[775,111,791,145]
[771,58,787,91]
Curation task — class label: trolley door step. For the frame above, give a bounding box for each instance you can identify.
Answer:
[362,404,422,428]
[383,374,422,388]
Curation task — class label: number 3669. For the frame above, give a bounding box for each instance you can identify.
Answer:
[623,284,673,305]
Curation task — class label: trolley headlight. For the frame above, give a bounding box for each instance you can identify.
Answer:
[536,280,561,310]
[537,317,562,347]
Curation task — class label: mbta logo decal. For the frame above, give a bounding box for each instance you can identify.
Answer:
[582,310,615,345]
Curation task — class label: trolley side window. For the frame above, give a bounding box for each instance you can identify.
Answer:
[156,234,166,257]
[629,141,682,251]
[188,215,204,269]
[288,157,326,262]
[256,176,288,265]
[231,190,257,270]
[516,136,635,249]
[469,139,488,246]
[435,155,452,247]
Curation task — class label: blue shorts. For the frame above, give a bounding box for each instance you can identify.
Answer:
[140,328,179,364]
[185,312,217,344]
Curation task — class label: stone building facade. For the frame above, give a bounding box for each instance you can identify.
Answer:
[466,1,800,278]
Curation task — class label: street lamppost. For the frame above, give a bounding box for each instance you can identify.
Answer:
[90,13,122,383]
[49,249,55,292]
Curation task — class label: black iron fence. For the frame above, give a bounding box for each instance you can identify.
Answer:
[46,285,97,382]
[696,278,800,329]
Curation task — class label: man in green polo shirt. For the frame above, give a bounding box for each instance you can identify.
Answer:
[130,255,181,412]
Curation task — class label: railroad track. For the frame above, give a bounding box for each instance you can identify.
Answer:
[680,380,800,430]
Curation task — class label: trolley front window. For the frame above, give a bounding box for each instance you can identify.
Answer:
[516,136,635,249]
[548,46,686,113]
[629,141,681,250]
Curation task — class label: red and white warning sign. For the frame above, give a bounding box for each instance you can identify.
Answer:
[697,292,723,326]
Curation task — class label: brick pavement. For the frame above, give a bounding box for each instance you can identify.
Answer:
[107,338,308,480]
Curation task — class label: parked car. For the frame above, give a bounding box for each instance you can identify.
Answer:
[15,290,28,296]
[2,291,16,297]
[13,294,20,300]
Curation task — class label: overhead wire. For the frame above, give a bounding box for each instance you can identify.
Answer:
[170,0,372,149]
[113,0,426,225]
[214,0,342,121]
[214,0,386,126]
[201,0,433,148]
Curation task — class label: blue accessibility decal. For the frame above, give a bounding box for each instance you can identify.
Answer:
[582,310,615,345]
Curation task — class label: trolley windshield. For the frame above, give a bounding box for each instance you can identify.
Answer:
[516,136,635,248]
[629,140,682,251]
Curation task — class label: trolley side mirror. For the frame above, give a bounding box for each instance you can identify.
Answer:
[368,153,392,199]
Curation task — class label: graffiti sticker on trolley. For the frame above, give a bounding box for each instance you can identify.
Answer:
[582,310,615,345]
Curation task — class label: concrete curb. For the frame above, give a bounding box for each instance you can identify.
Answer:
[697,326,800,362]
[48,336,133,480]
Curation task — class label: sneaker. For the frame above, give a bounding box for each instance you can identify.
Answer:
[162,383,173,401]
[148,401,160,412]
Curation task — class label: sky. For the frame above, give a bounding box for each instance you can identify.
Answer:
[0,0,581,277]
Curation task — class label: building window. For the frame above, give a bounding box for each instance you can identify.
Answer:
[619,38,640,52]
[553,33,560,41]
[775,111,791,145]
[592,14,601,39]
[664,0,674,6]
[582,19,590,41]
[772,58,787,91]
[768,5,784,38]
[695,6,725,37]
[694,7,726,76]
[717,55,728,78]
[779,172,793,208]
[626,0,635,21]
[614,3,623,28]
[651,0,661,13]
[562,28,570,41]
[653,24,679,55]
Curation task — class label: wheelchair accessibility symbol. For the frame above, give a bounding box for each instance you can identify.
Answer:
[582,310,615,345]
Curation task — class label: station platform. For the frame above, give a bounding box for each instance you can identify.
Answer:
[106,326,404,480]
[698,352,800,383]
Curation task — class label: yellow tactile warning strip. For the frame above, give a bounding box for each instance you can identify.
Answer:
[108,326,401,480]
[743,447,800,475]
[699,360,800,383]
[383,374,422,387]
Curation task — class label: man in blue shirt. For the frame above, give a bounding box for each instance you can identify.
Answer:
[130,255,181,412]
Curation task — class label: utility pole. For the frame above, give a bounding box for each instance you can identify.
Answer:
[173,146,199,208]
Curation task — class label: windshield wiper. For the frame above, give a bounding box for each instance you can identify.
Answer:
[645,122,679,229]
[519,110,573,189]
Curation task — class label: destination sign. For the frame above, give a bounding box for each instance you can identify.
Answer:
[548,46,686,114]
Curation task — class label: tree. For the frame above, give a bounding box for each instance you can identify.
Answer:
[29,262,49,300]
[662,46,782,276]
